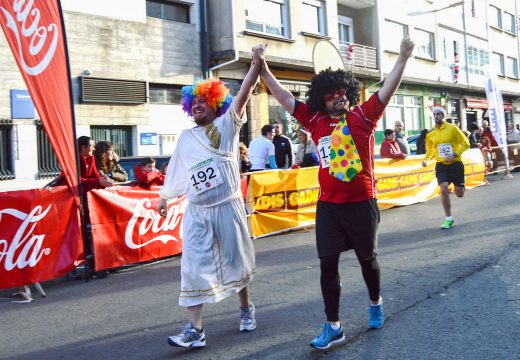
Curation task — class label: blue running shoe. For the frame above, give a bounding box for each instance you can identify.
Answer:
[310,323,345,349]
[167,322,206,348]
[240,303,256,332]
[368,302,384,329]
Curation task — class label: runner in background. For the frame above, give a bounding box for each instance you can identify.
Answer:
[422,106,470,229]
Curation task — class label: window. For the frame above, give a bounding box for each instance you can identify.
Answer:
[506,57,518,78]
[302,0,326,35]
[0,120,14,180]
[146,1,189,23]
[36,122,61,179]
[504,12,516,34]
[468,46,488,75]
[385,20,408,52]
[338,16,353,44]
[415,29,435,60]
[489,6,502,29]
[245,0,289,37]
[91,126,133,157]
[149,84,182,104]
[492,52,505,76]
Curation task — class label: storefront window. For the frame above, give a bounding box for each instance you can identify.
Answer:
[268,93,304,144]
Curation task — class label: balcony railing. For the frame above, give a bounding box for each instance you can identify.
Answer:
[339,42,377,70]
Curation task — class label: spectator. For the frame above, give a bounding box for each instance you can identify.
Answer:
[516,124,520,132]
[506,122,520,144]
[482,120,498,147]
[248,124,277,171]
[160,162,169,175]
[394,120,410,155]
[380,129,406,159]
[94,141,128,183]
[468,122,481,148]
[480,136,493,173]
[239,142,252,173]
[272,121,293,168]
[78,136,113,192]
[416,129,429,155]
[133,157,165,188]
[294,128,319,167]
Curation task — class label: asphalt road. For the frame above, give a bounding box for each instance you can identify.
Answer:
[1,175,519,360]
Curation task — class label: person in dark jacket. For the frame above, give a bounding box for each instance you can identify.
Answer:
[416,129,429,155]
[94,141,128,183]
[272,121,293,168]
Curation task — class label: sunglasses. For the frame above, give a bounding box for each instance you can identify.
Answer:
[324,89,346,102]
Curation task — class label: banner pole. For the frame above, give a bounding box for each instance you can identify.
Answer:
[57,0,91,281]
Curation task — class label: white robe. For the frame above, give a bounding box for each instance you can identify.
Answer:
[160,103,255,306]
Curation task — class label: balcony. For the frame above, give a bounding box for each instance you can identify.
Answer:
[339,42,377,70]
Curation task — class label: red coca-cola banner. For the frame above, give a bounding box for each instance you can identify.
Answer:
[88,187,185,271]
[0,1,79,198]
[0,186,83,289]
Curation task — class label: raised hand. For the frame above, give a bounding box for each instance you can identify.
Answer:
[400,36,415,59]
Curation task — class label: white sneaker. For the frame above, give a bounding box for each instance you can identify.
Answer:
[167,322,206,348]
[240,303,257,332]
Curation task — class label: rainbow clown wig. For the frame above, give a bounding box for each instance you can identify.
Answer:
[181,79,233,117]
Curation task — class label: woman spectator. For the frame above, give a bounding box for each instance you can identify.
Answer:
[239,142,252,173]
[94,141,128,183]
[294,128,319,167]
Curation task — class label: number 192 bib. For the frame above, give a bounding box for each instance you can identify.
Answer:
[189,158,222,194]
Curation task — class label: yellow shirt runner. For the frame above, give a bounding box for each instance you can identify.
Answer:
[424,122,470,164]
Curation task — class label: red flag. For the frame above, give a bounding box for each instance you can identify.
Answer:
[0,1,79,199]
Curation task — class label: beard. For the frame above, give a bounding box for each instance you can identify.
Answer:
[327,96,348,116]
[194,114,215,126]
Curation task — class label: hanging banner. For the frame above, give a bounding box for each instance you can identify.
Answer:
[88,187,185,271]
[249,150,485,238]
[484,71,509,168]
[0,186,83,289]
[0,1,79,197]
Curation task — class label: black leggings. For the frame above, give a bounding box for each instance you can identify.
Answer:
[320,252,381,322]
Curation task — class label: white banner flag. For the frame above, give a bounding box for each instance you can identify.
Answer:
[484,72,509,168]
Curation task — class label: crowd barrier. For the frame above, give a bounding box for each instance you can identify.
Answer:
[486,143,520,174]
[0,149,486,288]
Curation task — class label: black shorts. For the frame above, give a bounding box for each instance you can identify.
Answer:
[435,161,465,187]
[315,199,380,260]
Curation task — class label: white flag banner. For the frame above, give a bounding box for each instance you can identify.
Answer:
[484,72,509,169]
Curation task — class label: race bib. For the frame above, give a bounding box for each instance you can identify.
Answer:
[317,136,332,168]
[437,143,453,158]
[189,158,223,194]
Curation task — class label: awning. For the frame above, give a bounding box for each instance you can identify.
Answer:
[465,97,513,110]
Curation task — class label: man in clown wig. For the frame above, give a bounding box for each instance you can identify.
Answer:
[157,46,263,348]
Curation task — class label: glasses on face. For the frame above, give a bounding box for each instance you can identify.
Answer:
[324,89,346,102]
[433,112,443,117]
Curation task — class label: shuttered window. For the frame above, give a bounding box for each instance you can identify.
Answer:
[81,77,147,104]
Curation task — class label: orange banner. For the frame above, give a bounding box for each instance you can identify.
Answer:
[0,186,82,289]
[248,149,485,238]
[88,187,185,271]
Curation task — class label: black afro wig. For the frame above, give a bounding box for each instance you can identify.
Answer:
[306,68,361,113]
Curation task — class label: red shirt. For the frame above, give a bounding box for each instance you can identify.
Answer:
[80,155,102,192]
[134,165,165,188]
[380,139,405,159]
[292,93,386,203]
